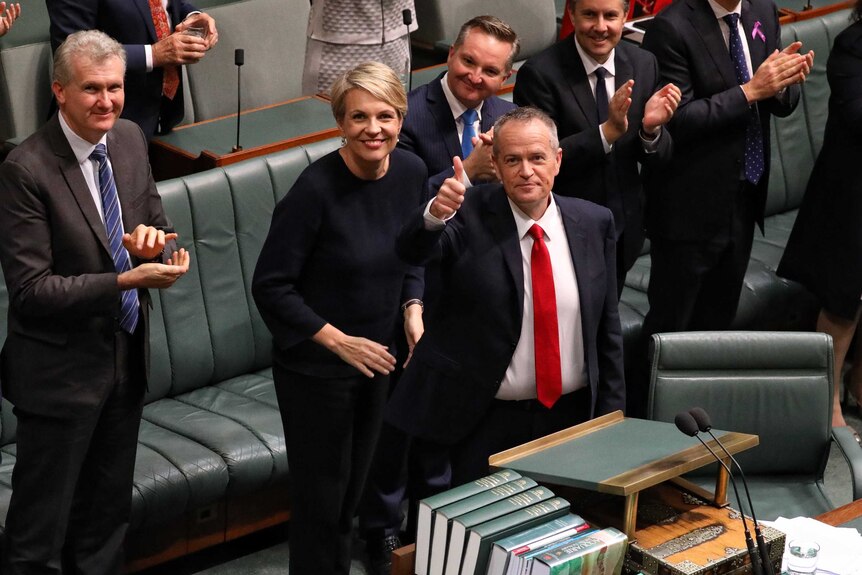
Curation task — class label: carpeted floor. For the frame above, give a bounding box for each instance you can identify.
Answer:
[139,406,862,575]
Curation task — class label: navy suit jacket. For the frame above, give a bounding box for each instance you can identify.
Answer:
[398,75,516,196]
[641,0,799,241]
[48,0,199,137]
[514,40,672,271]
[385,185,626,445]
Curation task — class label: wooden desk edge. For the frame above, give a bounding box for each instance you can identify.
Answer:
[815,498,862,527]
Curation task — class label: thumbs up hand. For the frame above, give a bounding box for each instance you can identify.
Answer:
[429,156,468,220]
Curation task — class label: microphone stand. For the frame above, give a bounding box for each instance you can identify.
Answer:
[690,408,776,575]
[675,413,765,575]
[232,48,244,153]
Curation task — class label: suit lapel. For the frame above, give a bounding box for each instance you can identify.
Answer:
[106,128,140,234]
[613,47,634,90]
[428,78,463,161]
[687,0,739,88]
[559,198,593,333]
[740,0,767,69]
[48,116,111,256]
[480,98,497,133]
[134,0,159,44]
[487,188,525,317]
[565,41,600,127]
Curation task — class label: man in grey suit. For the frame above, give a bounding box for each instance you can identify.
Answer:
[0,30,190,574]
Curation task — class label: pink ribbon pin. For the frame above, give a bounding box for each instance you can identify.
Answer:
[752,21,766,42]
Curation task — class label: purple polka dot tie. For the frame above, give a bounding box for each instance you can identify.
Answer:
[724,13,764,185]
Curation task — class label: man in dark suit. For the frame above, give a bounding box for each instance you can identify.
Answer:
[398,15,519,195]
[387,106,626,486]
[640,0,812,337]
[359,17,521,573]
[0,30,190,574]
[515,0,680,289]
[47,0,219,138]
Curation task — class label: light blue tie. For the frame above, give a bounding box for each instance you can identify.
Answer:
[460,108,478,159]
[90,144,140,334]
[724,13,765,185]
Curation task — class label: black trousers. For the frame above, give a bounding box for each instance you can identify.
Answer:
[359,422,451,540]
[4,331,145,575]
[450,386,592,486]
[631,183,758,416]
[274,365,389,575]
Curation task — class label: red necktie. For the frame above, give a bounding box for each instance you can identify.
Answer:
[528,224,562,408]
[149,0,179,100]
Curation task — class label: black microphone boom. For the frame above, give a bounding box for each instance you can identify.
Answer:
[402,9,413,93]
[674,412,765,575]
[232,48,244,153]
[689,407,775,575]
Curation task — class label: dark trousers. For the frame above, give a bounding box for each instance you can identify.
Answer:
[359,422,451,540]
[274,365,389,575]
[632,183,758,416]
[4,332,145,575]
[451,386,591,486]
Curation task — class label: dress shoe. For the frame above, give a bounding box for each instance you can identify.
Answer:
[366,534,402,575]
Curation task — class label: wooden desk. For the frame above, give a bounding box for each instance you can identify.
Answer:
[816,498,862,529]
[488,412,759,539]
[148,95,338,181]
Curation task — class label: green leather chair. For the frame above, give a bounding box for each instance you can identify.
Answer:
[648,331,862,520]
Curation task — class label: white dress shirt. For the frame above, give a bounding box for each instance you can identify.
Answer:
[497,196,587,400]
[58,112,112,226]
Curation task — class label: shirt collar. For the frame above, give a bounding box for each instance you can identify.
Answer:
[508,193,562,241]
[707,0,742,20]
[58,111,108,165]
[440,72,485,123]
[573,36,616,78]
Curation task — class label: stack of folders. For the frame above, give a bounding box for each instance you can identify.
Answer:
[413,470,628,575]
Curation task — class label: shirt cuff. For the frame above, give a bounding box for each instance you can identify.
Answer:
[423,198,452,230]
[640,126,662,154]
[145,44,154,72]
[599,126,612,154]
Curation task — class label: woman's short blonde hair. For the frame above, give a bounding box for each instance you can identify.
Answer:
[329,61,408,121]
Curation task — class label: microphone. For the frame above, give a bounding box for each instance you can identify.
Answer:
[675,412,765,575]
[690,408,775,575]
[232,49,244,153]
[402,9,413,93]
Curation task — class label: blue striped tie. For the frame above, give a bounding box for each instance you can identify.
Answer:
[724,13,765,185]
[90,144,140,334]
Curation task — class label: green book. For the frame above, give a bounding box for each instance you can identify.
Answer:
[483,514,589,575]
[444,487,557,575]
[530,528,628,575]
[429,478,538,575]
[516,528,600,575]
[458,496,571,575]
[416,469,522,575]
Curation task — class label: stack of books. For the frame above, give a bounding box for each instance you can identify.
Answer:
[414,469,628,575]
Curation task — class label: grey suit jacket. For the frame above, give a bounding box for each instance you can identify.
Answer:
[0,115,169,417]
